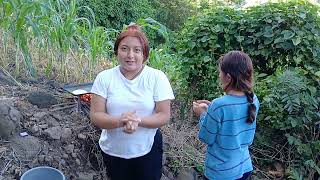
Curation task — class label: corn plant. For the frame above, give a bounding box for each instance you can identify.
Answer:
[0,0,116,82]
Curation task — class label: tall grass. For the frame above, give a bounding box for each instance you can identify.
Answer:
[0,0,116,82]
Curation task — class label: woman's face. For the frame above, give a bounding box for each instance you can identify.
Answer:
[117,36,144,73]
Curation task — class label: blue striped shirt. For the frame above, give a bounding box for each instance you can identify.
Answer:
[199,94,260,180]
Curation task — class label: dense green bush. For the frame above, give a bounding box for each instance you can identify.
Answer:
[77,0,155,30]
[177,1,320,99]
[257,68,320,178]
[151,0,197,30]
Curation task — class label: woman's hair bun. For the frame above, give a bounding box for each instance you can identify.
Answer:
[126,24,141,32]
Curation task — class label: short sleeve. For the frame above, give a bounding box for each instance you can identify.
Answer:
[90,71,109,99]
[153,71,175,101]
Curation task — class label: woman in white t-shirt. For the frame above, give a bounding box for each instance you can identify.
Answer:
[90,24,175,180]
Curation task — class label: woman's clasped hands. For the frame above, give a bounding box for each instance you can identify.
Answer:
[120,111,141,134]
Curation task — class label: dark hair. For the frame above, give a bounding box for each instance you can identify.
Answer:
[114,24,149,62]
[219,51,256,124]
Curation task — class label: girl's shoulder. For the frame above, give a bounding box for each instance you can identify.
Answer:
[211,94,248,106]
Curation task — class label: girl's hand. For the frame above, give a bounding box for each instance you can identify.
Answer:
[195,100,211,106]
[193,101,209,117]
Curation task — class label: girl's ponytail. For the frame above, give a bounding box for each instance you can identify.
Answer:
[244,91,256,124]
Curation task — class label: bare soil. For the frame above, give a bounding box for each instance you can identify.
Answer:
[0,71,182,180]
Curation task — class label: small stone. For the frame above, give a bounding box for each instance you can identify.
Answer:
[51,113,63,121]
[45,156,53,163]
[44,126,62,140]
[77,133,86,140]
[38,155,45,163]
[33,112,47,119]
[31,125,39,133]
[75,158,81,166]
[59,159,66,166]
[64,144,74,153]
[61,128,72,141]
[71,153,77,158]
[63,153,69,159]
[39,124,48,129]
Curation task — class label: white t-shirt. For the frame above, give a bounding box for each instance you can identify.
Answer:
[91,65,175,159]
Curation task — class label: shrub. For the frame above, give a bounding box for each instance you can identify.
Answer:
[257,68,320,179]
[176,1,320,100]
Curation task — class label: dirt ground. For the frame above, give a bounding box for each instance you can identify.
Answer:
[0,71,182,180]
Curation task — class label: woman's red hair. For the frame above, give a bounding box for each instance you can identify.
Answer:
[114,25,149,62]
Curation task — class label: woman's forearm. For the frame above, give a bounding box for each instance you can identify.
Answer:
[90,112,122,129]
[139,112,170,128]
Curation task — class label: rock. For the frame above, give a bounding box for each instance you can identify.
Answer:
[46,116,60,127]
[33,112,47,119]
[27,91,58,108]
[61,128,72,141]
[0,102,21,139]
[176,168,198,180]
[0,117,16,139]
[77,133,86,140]
[44,126,62,140]
[30,125,40,134]
[11,136,42,160]
[59,159,66,166]
[45,156,54,163]
[77,172,95,180]
[38,155,46,163]
[39,124,48,129]
[64,144,75,154]
[9,106,22,123]
[62,153,69,159]
[75,158,81,166]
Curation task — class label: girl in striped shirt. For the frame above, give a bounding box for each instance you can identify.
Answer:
[193,51,260,180]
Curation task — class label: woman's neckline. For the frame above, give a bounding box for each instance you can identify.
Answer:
[119,65,145,80]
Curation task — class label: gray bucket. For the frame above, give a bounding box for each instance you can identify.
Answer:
[20,166,65,180]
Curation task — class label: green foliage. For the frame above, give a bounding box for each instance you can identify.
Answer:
[151,0,197,30]
[176,1,320,100]
[77,0,155,30]
[258,68,320,178]
[147,46,188,99]
[260,69,319,130]
[137,17,170,48]
[0,0,116,80]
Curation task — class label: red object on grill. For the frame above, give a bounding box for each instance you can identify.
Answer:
[79,93,92,105]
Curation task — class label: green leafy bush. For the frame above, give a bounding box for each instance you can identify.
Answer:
[176,1,320,100]
[77,0,155,30]
[257,68,320,178]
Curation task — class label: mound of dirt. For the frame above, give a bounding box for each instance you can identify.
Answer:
[0,75,180,180]
[0,77,107,180]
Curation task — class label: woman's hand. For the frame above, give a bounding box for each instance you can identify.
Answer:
[120,112,141,134]
[193,100,210,117]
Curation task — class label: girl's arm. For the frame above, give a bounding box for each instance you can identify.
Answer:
[198,105,221,146]
[138,100,171,128]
